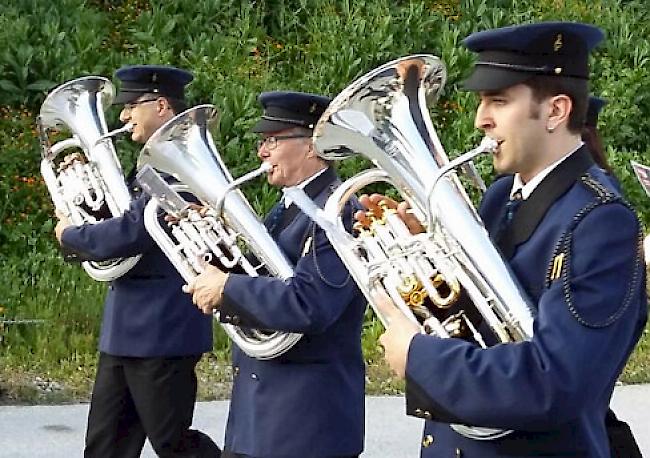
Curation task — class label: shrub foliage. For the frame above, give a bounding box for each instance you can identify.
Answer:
[1,0,648,393]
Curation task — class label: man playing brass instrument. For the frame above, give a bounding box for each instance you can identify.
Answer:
[186,91,367,458]
[54,65,219,458]
[369,22,647,457]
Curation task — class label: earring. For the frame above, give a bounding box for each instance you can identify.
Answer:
[546,125,555,133]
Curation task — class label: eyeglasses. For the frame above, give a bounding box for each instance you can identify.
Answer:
[257,134,310,151]
[123,98,159,111]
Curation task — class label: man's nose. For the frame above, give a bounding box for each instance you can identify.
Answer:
[257,143,269,159]
[474,103,493,131]
[119,108,130,124]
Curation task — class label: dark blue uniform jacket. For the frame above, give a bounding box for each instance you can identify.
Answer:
[404,147,647,457]
[60,182,213,357]
[218,167,367,458]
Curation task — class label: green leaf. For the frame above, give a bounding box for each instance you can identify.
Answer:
[0,79,20,92]
[26,80,56,92]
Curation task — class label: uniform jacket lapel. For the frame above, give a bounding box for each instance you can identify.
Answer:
[268,167,337,236]
[498,145,595,258]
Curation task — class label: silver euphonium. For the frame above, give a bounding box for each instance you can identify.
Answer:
[37,76,140,281]
[285,55,535,439]
[136,105,302,360]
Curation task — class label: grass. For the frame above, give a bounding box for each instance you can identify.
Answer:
[2,285,648,405]
[621,268,650,384]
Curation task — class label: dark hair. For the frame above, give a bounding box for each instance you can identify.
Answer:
[523,75,589,134]
[582,125,613,173]
[165,97,187,115]
[143,93,187,115]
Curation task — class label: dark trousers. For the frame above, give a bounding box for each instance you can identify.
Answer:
[222,453,358,458]
[84,352,221,458]
[606,409,642,458]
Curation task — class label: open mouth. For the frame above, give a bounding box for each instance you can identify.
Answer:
[494,139,504,154]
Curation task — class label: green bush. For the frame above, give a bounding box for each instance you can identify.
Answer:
[1,0,649,399]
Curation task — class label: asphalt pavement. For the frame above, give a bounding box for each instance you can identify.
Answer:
[0,386,648,457]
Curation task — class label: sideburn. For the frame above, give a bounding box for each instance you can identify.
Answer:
[528,99,541,120]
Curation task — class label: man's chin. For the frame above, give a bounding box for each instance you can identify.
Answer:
[491,157,503,173]
[491,151,511,171]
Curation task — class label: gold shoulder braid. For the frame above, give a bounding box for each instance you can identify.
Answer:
[544,173,645,327]
[299,183,353,288]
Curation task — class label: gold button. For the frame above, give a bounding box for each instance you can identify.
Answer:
[456,447,462,458]
[423,410,432,420]
[233,366,239,376]
[422,434,434,448]
[251,373,258,380]
[414,408,423,416]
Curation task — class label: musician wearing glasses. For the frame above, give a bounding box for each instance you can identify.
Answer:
[54,65,220,457]
[186,91,367,458]
[368,23,646,457]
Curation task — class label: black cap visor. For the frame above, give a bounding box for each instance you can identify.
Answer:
[252,117,307,133]
[112,80,185,106]
[462,65,535,92]
[113,90,148,105]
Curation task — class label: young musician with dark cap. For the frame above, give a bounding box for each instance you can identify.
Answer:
[371,22,647,457]
[583,95,613,174]
[580,95,643,457]
[186,91,367,458]
[54,65,220,457]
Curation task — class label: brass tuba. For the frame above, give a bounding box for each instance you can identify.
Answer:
[285,55,535,439]
[136,105,301,360]
[37,76,140,281]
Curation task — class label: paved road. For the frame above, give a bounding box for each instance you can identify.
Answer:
[1,386,648,457]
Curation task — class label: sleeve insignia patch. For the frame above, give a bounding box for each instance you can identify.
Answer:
[550,253,565,281]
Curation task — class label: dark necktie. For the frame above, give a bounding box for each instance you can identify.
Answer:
[504,189,523,226]
[496,189,524,243]
[265,199,286,234]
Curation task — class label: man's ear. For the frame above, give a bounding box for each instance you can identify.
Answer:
[305,140,316,158]
[156,97,171,116]
[546,94,572,131]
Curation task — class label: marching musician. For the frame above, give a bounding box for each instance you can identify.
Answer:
[371,22,647,456]
[581,95,643,456]
[583,95,611,173]
[187,91,367,458]
[54,65,220,457]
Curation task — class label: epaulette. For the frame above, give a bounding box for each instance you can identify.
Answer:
[544,172,644,328]
[579,173,618,203]
[306,179,353,289]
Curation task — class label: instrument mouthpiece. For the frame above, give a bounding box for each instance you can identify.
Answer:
[95,123,135,146]
[479,136,498,153]
[213,161,273,216]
